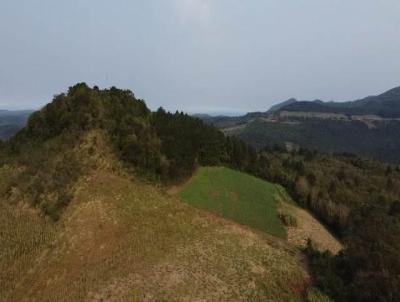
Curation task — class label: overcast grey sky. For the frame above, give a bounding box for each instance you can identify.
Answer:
[0,0,399,113]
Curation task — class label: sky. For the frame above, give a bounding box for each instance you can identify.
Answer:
[0,0,400,114]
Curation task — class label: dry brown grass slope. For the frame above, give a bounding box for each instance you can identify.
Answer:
[0,131,311,301]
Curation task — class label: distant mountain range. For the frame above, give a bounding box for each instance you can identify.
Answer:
[281,86,400,118]
[199,86,400,163]
[0,110,33,140]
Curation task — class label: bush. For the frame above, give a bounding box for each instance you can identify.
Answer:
[279,211,297,227]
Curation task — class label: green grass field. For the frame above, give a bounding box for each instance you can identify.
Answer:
[179,167,286,238]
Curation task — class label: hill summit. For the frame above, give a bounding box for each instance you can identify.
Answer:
[4,83,237,219]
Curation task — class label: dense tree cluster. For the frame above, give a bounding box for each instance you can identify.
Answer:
[254,148,400,301]
[244,147,400,234]
[235,118,400,163]
[307,201,400,301]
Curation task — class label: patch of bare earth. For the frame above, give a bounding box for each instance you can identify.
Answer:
[281,202,343,254]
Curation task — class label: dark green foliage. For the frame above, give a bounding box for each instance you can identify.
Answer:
[11,83,162,176]
[151,108,228,180]
[305,243,348,301]
[307,203,400,302]
[236,118,400,163]
[251,149,400,235]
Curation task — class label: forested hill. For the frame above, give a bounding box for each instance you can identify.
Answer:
[0,84,311,301]
[1,83,399,301]
[7,83,257,183]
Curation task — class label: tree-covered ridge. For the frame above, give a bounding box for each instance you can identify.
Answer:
[1,83,256,220]
[9,84,235,179]
[11,83,161,174]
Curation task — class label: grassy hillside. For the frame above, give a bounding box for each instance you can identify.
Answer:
[0,166,309,301]
[179,167,286,238]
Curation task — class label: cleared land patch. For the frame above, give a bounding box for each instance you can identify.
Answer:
[280,201,343,254]
[178,167,286,238]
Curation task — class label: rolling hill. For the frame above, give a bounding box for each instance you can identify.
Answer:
[0,149,309,301]
[200,86,400,163]
[1,84,334,301]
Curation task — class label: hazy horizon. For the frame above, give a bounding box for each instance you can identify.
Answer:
[1,0,400,112]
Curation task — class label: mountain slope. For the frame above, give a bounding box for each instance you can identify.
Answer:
[0,131,310,301]
[177,166,342,254]
[267,98,297,113]
[4,83,396,301]
[235,118,400,163]
[282,86,400,117]
[200,86,400,163]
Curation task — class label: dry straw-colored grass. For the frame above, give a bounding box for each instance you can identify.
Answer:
[1,171,310,301]
[0,131,311,301]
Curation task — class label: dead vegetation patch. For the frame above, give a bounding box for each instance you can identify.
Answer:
[280,202,343,254]
[1,171,310,301]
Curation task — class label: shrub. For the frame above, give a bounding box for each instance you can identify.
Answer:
[278,211,297,227]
